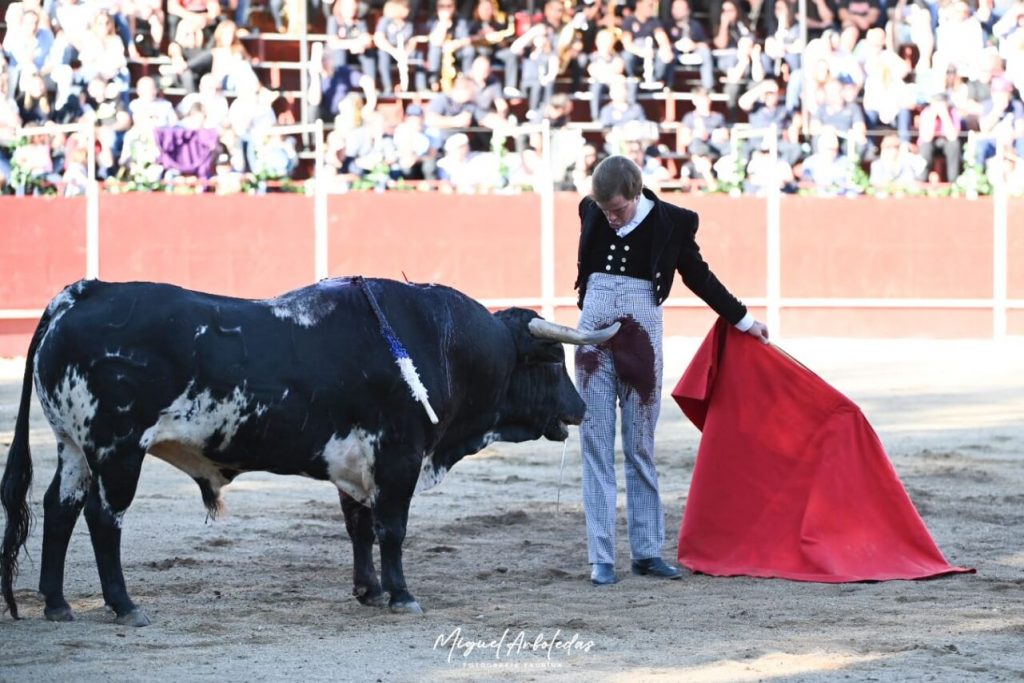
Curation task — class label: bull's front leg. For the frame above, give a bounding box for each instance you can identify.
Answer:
[372,475,421,614]
[339,491,386,607]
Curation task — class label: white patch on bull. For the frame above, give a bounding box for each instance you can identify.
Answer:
[96,478,126,528]
[261,286,338,327]
[479,431,499,448]
[280,388,289,401]
[414,454,447,495]
[36,366,99,454]
[139,383,266,454]
[194,325,208,338]
[56,440,91,506]
[45,286,77,319]
[321,429,381,504]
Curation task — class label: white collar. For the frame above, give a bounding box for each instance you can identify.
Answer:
[615,195,654,238]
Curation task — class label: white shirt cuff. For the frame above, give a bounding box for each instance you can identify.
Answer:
[734,312,755,332]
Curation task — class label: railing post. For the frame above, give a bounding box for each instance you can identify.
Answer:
[86,123,100,279]
[314,118,328,281]
[766,125,781,337]
[993,152,1008,339]
[539,120,556,321]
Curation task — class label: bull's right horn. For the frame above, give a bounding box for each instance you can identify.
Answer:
[528,319,621,345]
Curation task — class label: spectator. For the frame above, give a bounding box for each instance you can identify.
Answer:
[392,105,434,180]
[621,0,675,89]
[70,10,130,90]
[973,77,1024,166]
[622,138,672,189]
[436,130,502,191]
[226,75,277,172]
[917,91,962,182]
[568,141,602,194]
[325,92,375,180]
[520,31,559,120]
[869,134,925,192]
[738,78,790,154]
[424,74,479,144]
[326,0,376,81]
[177,72,231,130]
[308,41,378,121]
[810,77,868,157]
[744,139,798,195]
[506,0,571,98]
[129,76,179,128]
[598,77,647,131]
[678,86,729,162]
[836,0,881,36]
[207,19,259,93]
[122,0,165,58]
[665,0,714,91]
[562,0,602,93]
[721,34,765,123]
[3,7,56,94]
[250,129,298,185]
[82,76,132,177]
[465,54,510,128]
[862,37,915,143]
[586,28,627,122]
[933,1,987,78]
[424,0,473,92]
[800,128,860,194]
[761,0,803,80]
[167,0,221,49]
[373,0,424,94]
[465,0,518,92]
[17,71,56,125]
[711,0,753,77]
[891,0,934,70]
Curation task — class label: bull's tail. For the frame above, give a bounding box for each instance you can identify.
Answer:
[1,307,54,619]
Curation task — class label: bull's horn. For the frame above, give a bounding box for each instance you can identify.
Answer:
[528,319,621,345]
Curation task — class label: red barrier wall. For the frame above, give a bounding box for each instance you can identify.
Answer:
[0,192,1020,356]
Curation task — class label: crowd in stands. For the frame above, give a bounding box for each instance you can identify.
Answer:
[3,0,1024,196]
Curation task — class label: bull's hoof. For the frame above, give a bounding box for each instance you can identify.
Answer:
[389,600,424,615]
[115,608,151,627]
[44,605,76,622]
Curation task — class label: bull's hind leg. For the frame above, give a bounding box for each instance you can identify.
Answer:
[372,480,421,614]
[38,441,91,622]
[339,491,386,607]
[83,446,150,627]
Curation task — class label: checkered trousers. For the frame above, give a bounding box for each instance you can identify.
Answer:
[576,273,665,565]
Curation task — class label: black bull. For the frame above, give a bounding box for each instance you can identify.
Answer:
[1,277,619,625]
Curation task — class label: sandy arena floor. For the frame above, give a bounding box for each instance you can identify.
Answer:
[0,336,1022,682]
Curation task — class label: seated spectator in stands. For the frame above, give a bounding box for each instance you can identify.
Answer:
[744,139,798,195]
[721,35,765,122]
[587,28,627,122]
[0,72,21,182]
[425,74,480,143]
[250,129,298,186]
[207,19,259,93]
[891,0,934,70]
[70,10,130,90]
[862,39,915,143]
[520,31,559,121]
[803,0,837,41]
[917,91,963,182]
[621,0,675,89]
[568,142,602,194]
[465,0,518,90]
[392,104,434,180]
[711,0,753,77]
[308,41,378,121]
[761,0,803,80]
[11,125,59,192]
[505,0,571,99]
[178,73,231,130]
[436,131,502,191]
[679,86,729,162]
[933,1,986,79]
[836,0,881,36]
[373,0,424,95]
[800,128,860,194]
[973,77,1024,166]
[167,0,221,50]
[623,138,672,189]
[3,7,55,95]
[122,0,164,58]
[129,76,179,128]
[563,0,601,93]
[869,134,925,193]
[226,74,278,172]
[60,134,90,196]
[666,0,714,91]
[466,55,510,128]
[738,78,790,156]
[327,0,377,82]
[326,92,376,178]
[81,77,131,177]
[425,0,473,92]
[17,71,57,125]
[598,77,647,131]
[810,76,868,157]
[778,109,811,167]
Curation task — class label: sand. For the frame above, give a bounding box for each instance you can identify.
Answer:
[0,336,1022,682]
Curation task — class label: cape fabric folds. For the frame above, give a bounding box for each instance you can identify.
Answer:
[671,319,974,582]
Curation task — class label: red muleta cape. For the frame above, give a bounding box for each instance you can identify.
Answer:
[671,319,974,582]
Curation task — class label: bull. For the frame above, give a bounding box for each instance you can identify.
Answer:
[1,277,619,625]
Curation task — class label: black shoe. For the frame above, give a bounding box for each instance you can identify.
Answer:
[590,563,619,586]
[631,557,683,579]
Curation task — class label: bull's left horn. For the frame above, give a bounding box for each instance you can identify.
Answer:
[528,319,621,345]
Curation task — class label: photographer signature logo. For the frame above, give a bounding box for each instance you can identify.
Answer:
[433,626,595,668]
